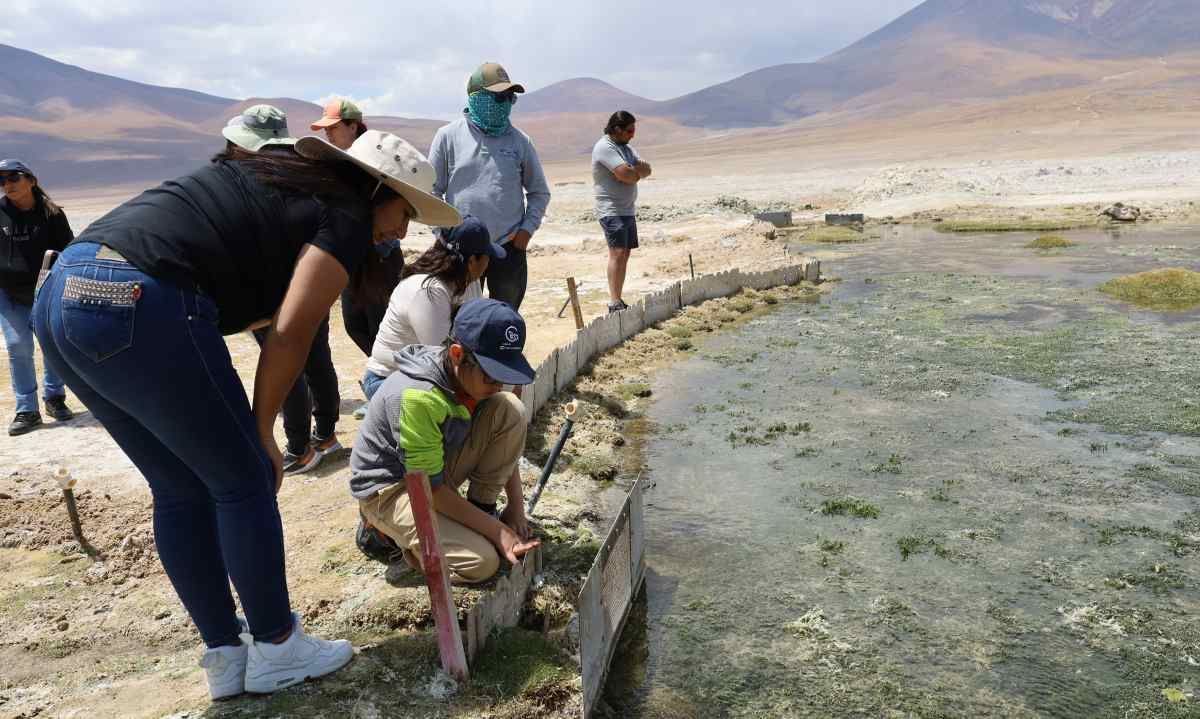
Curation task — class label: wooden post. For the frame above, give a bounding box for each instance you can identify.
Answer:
[566,277,585,330]
[688,254,695,280]
[53,468,85,547]
[405,471,469,680]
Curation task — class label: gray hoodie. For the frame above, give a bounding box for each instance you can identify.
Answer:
[349,345,473,500]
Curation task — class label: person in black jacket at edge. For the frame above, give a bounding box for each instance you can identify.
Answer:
[0,159,76,435]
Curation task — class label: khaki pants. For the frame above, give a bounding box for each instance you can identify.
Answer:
[360,392,526,583]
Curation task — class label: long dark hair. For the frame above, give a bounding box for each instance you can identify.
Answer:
[212,145,401,307]
[31,184,62,218]
[401,236,476,297]
[605,110,636,135]
[214,145,386,203]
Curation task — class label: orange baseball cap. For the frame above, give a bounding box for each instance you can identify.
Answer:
[310,99,366,131]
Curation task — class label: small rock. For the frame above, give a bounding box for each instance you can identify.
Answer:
[154,610,171,620]
[56,621,69,632]
[85,563,109,582]
[0,492,11,500]
[1103,203,1140,222]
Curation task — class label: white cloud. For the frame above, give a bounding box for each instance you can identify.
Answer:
[9,0,924,117]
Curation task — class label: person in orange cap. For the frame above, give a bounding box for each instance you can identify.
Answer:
[311,98,368,151]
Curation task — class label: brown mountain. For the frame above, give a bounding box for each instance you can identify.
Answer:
[516,78,656,115]
[7,0,1200,187]
[523,0,1200,129]
[0,45,450,189]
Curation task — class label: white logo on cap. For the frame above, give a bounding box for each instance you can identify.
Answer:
[505,326,520,344]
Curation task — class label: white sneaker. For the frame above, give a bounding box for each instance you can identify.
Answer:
[200,641,248,700]
[244,613,354,694]
[199,616,250,700]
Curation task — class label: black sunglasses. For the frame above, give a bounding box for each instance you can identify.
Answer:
[489,90,519,105]
[0,173,26,184]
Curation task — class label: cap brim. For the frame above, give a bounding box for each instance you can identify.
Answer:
[310,117,341,130]
[294,136,462,227]
[475,351,535,386]
[222,126,297,153]
[483,82,525,94]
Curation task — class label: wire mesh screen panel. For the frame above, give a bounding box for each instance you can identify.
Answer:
[579,477,646,718]
[600,509,633,635]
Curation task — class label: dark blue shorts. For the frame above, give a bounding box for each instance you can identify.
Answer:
[599,215,639,250]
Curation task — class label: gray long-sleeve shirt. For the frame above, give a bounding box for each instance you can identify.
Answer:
[428,116,551,245]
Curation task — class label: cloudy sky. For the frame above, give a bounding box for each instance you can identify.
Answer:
[5,0,924,118]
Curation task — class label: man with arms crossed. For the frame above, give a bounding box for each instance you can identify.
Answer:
[592,111,651,313]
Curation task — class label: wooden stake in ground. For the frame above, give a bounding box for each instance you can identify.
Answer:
[53,467,85,547]
[405,471,469,680]
[565,277,585,330]
[688,254,696,280]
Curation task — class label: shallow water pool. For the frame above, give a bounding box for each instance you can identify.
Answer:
[603,226,1200,718]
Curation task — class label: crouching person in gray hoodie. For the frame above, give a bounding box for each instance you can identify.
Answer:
[349,298,540,582]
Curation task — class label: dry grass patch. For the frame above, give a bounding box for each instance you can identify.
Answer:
[937,219,1091,233]
[1026,235,1076,250]
[1100,268,1200,311]
[807,226,866,244]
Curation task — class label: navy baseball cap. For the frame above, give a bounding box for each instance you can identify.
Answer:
[452,298,535,385]
[438,215,506,260]
[0,159,34,177]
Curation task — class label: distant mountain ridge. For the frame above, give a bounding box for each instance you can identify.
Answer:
[5,0,1200,187]
[517,77,656,115]
[0,43,230,123]
[522,0,1200,129]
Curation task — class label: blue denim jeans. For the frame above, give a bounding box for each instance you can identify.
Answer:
[361,369,387,401]
[0,287,65,413]
[32,243,292,648]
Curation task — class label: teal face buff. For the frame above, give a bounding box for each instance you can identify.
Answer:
[466,91,514,136]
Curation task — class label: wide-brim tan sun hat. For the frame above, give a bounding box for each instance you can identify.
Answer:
[296,130,460,227]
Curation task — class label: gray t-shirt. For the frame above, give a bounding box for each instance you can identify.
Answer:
[592,136,641,218]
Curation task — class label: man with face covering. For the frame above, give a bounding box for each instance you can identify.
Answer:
[428,63,551,311]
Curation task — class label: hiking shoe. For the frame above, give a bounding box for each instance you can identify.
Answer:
[200,639,249,700]
[281,447,322,475]
[244,613,354,694]
[607,300,629,315]
[384,551,422,586]
[44,396,75,422]
[311,433,343,458]
[8,411,42,436]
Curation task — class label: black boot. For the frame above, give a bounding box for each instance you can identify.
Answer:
[44,396,75,422]
[8,411,43,436]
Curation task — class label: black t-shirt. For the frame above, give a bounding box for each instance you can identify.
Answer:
[0,197,74,304]
[77,160,371,334]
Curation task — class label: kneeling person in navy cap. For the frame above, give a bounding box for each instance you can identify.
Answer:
[350,298,540,582]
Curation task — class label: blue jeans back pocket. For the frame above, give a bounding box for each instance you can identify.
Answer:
[61,275,140,362]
